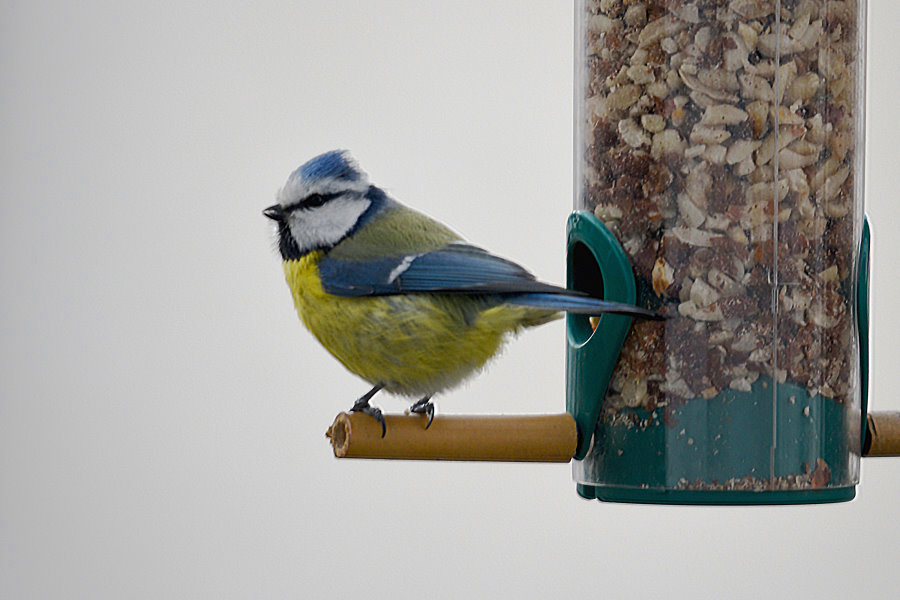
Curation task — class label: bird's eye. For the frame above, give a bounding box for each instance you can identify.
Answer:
[283,192,340,213]
[303,193,328,208]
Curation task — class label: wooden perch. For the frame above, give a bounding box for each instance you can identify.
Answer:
[326,412,577,462]
[325,410,899,462]
[864,411,900,457]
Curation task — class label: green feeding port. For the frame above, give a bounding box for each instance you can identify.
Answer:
[565,212,869,505]
[566,211,636,462]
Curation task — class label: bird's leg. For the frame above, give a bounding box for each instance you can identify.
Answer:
[350,383,386,437]
[409,396,435,430]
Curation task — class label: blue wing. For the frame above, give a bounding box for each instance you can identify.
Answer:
[317,243,663,319]
[318,243,564,296]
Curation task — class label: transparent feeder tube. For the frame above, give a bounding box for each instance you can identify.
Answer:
[575,0,865,492]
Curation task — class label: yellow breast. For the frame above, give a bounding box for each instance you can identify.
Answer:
[281,254,553,397]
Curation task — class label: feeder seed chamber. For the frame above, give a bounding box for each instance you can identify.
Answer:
[327,0,899,504]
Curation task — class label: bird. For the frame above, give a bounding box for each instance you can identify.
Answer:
[264,150,660,435]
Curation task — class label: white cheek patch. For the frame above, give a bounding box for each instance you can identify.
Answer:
[287,196,371,253]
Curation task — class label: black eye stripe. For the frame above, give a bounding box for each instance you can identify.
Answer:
[284,192,342,213]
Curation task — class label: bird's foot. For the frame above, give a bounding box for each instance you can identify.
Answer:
[351,384,386,437]
[408,396,435,430]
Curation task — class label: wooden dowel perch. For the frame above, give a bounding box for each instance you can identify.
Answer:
[864,412,900,457]
[326,412,577,462]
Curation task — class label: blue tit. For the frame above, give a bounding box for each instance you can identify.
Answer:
[264,150,659,435]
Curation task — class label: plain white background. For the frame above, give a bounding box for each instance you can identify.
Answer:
[2,2,898,598]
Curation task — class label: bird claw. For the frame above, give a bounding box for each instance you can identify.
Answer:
[351,397,386,438]
[409,397,435,430]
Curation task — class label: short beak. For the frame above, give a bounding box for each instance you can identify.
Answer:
[263,204,284,221]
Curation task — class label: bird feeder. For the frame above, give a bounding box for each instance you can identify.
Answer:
[327,0,898,501]
[569,0,877,503]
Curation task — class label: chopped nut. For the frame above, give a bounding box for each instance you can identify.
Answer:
[730,0,773,19]
[724,33,750,72]
[626,64,655,85]
[734,154,756,176]
[772,104,805,126]
[789,10,812,41]
[778,148,818,169]
[700,104,748,126]
[660,37,679,54]
[774,60,798,106]
[650,129,686,159]
[678,300,724,321]
[678,193,706,228]
[623,3,646,28]
[690,277,720,307]
[618,117,651,148]
[702,144,727,164]
[641,113,666,133]
[787,72,821,104]
[819,165,850,203]
[606,84,641,111]
[745,100,770,138]
[690,124,731,145]
[819,265,840,284]
[698,68,740,92]
[670,226,720,247]
[638,15,688,48]
[739,72,774,102]
[819,46,846,81]
[685,144,706,159]
[594,203,624,223]
[758,32,802,57]
[829,127,852,162]
[737,22,758,52]
[726,139,762,164]
[588,14,619,35]
[680,66,740,103]
[652,258,675,296]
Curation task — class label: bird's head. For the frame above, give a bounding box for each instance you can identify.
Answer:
[264,150,375,259]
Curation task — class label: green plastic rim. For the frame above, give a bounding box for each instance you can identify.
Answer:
[577,483,855,505]
[566,211,636,460]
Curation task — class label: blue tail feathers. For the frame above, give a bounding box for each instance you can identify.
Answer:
[507,292,663,320]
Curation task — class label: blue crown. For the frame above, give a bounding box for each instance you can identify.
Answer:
[298,150,363,182]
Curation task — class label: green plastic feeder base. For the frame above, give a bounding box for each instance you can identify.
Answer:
[576,484,855,505]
